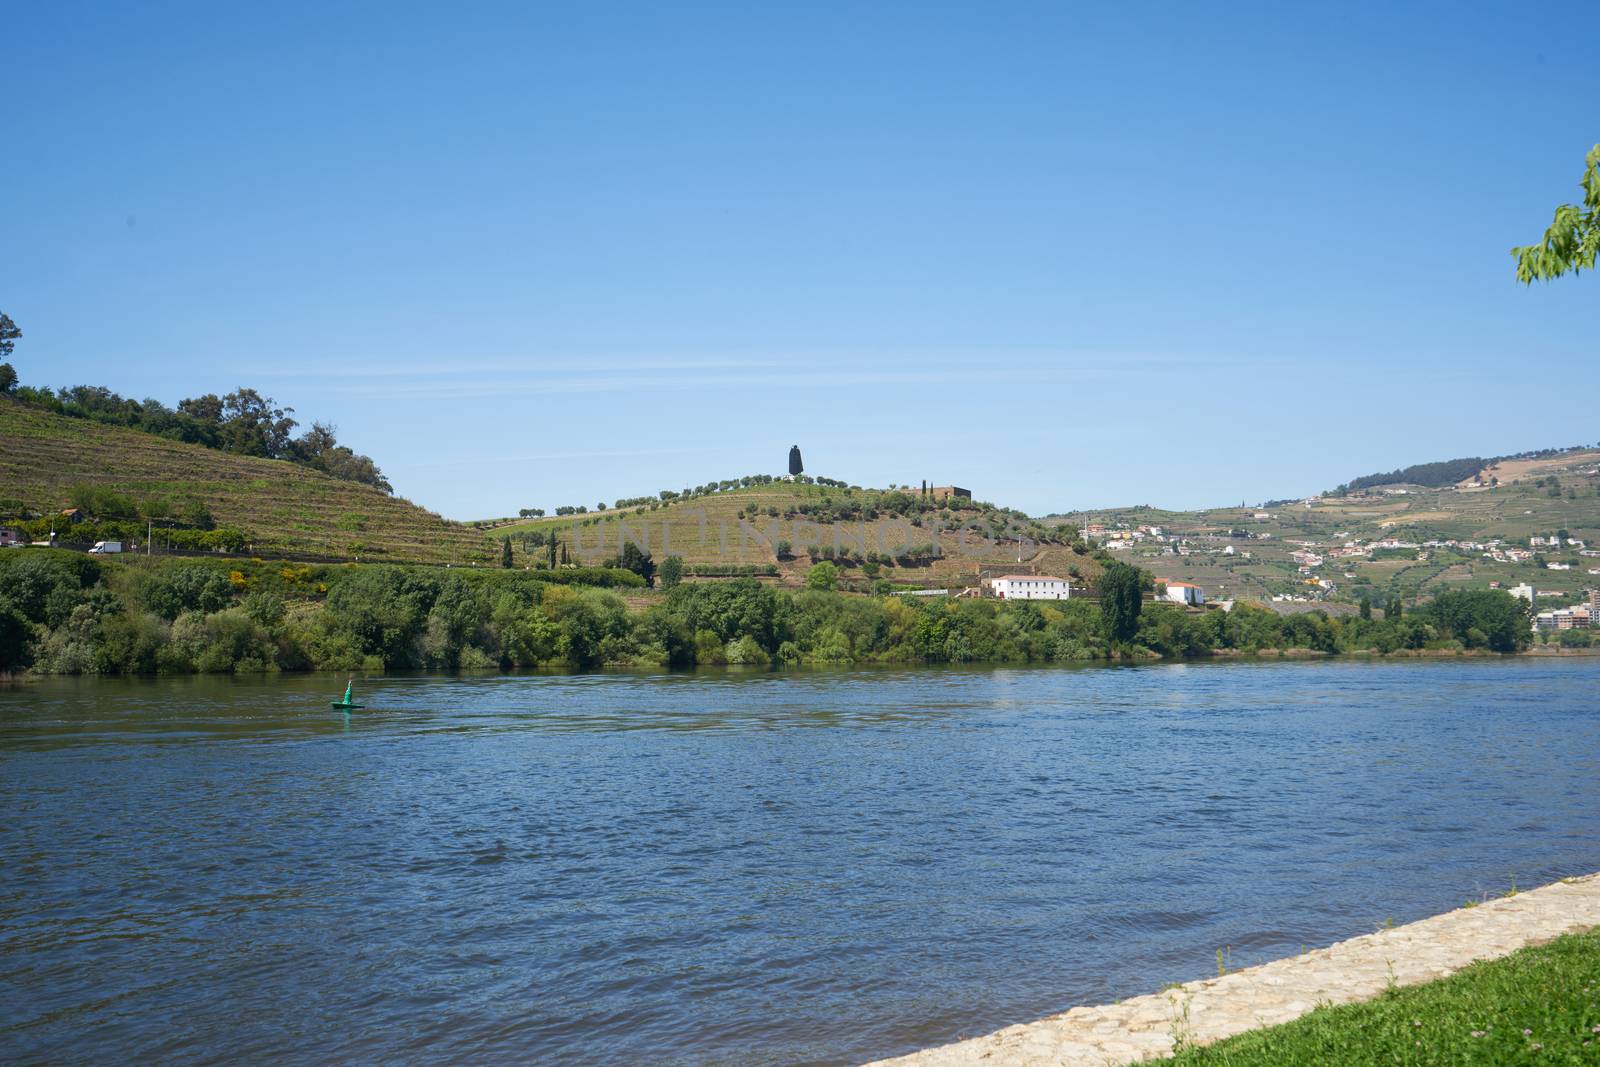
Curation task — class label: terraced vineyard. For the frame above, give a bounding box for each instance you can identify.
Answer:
[489,481,1103,591]
[0,400,492,564]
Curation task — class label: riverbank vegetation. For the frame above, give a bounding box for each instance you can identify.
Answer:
[1170,926,1600,1064]
[0,550,1542,676]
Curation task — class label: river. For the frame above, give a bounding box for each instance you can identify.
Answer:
[3,659,1597,1064]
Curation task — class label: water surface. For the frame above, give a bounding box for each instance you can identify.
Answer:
[3,659,1598,1064]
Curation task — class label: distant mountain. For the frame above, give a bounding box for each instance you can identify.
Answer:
[1337,457,1487,493]
[1335,443,1600,494]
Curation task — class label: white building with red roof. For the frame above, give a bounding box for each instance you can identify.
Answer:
[1161,580,1206,606]
[988,575,1071,601]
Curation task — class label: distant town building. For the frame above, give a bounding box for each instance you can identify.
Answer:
[0,527,23,547]
[1535,607,1593,631]
[1161,581,1206,606]
[788,445,804,477]
[1509,583,1536,605]
[988,574,1071,600]
[928,485,971,503]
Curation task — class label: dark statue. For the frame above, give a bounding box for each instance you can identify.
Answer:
[788,445,803,477]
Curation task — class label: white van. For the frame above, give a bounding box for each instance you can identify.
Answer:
[88,541,124,554]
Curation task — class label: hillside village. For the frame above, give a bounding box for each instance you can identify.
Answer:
[1057,446,1600,637]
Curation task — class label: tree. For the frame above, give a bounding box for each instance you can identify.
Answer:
[546,534,558,569]
[1099,562,1143,643]
[805,561,838,591]
[1385,596,1402,621]
[1513,143,1600,282]
[1359,594,1372,621]
[500,535,513,568]
[0,363,15,394]
[659,555,684,589]
[613,542,656,586]
[0,596,32,672]
[0,313,19,359]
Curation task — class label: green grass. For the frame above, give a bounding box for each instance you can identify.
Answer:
[1171,928,1600,1065]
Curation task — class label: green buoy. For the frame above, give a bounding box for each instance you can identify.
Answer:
[331,678,363,710]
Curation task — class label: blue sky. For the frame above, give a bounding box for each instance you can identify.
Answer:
[3,2,1593,518]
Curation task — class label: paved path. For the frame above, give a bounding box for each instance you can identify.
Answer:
[865,872,1600,1066]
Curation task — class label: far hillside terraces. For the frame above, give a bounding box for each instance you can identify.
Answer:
[482,478,1105,592]
[1050,446,1600,610]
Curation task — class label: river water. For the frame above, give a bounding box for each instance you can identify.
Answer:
[3,659,1598,1064]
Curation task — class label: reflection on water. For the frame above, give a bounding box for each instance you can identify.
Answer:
[3,660,1598,1065]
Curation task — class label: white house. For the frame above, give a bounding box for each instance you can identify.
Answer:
[989,575,1071,600]
[1161,580,1205,606]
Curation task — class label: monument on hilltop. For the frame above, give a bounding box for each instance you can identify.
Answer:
[788,444,804,477]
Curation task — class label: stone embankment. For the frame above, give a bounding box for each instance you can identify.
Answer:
[866,872,1600,1067]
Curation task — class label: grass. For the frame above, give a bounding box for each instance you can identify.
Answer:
[0,400,493,564]
[1170,928,1600,1065]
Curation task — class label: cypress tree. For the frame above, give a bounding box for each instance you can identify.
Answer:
[1099,562,1144,643]
[500,535,513,568]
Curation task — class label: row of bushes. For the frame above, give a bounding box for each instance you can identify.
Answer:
[682,563,780,577]
[0,551,1538,676]
[7,518,251,553]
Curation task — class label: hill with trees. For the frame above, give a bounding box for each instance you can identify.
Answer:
[1336,456,1488,493]
[483,478,1105,594]
[0,400,492,564]
[1,359,390,492]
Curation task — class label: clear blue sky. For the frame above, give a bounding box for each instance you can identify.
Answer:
[3,2,1593,518]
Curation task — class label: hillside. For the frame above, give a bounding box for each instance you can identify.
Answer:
[0,400,492,564]
[484,481,1105,592]
[1053,449,1600,607]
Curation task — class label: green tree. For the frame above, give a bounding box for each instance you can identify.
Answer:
[1099,562,1143,643]
[140,565,234,620]
[805,561,838,591]
[659,555,684,589]
[547,534,558,568]
[0,312,20,360]
[1427,589,1530,652]
[1359,594,1372,621]
[0,596,32,672]
[1385,596,1402,621]
[612,542,656,586]
[0,363,16,394]
[1513,143,1600,282]
[500,535,513,568]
